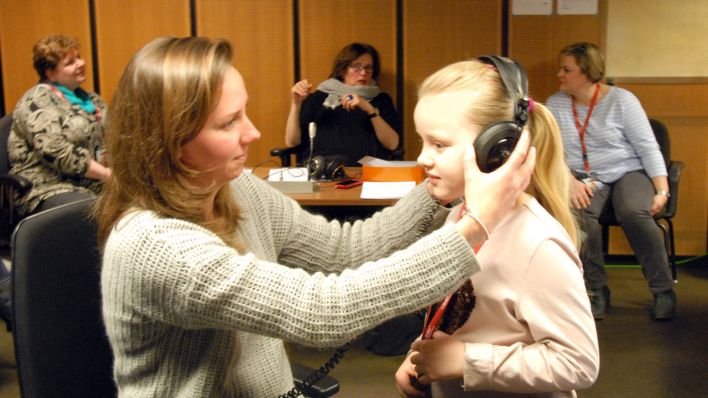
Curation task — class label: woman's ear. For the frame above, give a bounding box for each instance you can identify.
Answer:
[45,68,57,82]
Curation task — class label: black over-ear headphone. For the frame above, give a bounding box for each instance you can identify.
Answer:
[308,155,347,180]
[474,55,530,173]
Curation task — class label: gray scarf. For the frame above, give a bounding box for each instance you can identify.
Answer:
[317,78,381,109]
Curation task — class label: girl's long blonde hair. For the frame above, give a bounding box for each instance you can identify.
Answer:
[96,36,241,248]
[419,59,579,248]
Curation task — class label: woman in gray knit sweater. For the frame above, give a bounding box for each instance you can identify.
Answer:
[95,36,535,397]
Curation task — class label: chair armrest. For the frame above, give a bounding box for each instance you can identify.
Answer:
[0,173,33,195]
[663,160,684,218]
[391,148,404,160]
[290,362,340,398]
[270,146,298,167]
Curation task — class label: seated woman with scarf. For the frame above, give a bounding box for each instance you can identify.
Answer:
[284,42,401,166]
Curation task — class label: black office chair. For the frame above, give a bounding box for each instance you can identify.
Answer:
[599,118,684,281]
[10,198,117,397]
[0,113,32,248]
[10,197,337,398]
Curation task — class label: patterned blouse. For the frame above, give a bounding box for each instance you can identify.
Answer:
[8,83,107,216]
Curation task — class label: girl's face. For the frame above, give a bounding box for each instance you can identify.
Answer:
[557,54,591,94]
[343,53,374,86]
[415,91,480,203]
[46,48,86,90]
[180,67,261,188]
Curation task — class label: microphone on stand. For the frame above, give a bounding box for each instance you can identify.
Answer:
[307,122,317,181]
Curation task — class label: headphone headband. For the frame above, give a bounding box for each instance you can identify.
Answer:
[477,55,529,127]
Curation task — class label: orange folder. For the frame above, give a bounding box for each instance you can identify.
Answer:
[361,165,425,183]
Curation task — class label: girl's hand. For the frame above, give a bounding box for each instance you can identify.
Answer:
[410,331,465,384]
[457,128,535,244]
[291,79,312,104]
[395,353,430,397]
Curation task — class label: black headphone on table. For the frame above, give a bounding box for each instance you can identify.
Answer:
[474,55,530,173]
[308,155,347,180]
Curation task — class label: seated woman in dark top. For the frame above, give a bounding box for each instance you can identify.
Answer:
[284,42,401,166]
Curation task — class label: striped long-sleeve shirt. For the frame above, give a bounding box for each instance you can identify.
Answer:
[546,86,666,184]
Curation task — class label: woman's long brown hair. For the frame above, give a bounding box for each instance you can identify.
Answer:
[95,36,241,249]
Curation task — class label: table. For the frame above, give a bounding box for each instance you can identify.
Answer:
[251,167,397,207]
[251,167,397,220]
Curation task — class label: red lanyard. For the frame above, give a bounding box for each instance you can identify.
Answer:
[571,84,600,174]
[421,203,480,340]
[47,82,102,122]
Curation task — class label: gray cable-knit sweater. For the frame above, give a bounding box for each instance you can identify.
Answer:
[101,172,480,397]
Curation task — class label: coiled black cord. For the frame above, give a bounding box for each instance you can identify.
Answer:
[278,339,357,398]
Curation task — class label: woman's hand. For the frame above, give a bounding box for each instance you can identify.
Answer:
[650,193,668,216]
[570,178,593,209]
[395,352,430,397]
[409,331,465,385]
[341,93,374,113]
[291,79,312,104]
[456,128,535,245]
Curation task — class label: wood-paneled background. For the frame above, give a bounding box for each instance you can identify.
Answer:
[0,0,705,256]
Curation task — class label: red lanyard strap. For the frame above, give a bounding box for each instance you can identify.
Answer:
[571,84,600,174]
[421,204,479,340]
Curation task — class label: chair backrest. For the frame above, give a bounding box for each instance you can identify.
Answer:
[11,198,117,398]
[649,118,671,170]
[0,113,13,175]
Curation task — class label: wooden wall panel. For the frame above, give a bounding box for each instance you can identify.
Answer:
[628,85,708,255]
[0,0,93,114]
[299,0,397,104]
[196,0,294,168]
[509,0,706,255]
[0,0,704,253]
[93,0,190,103]
[508,0,606,103]
[403,0,502,161]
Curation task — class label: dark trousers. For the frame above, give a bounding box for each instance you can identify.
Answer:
[580,170,673,294]
[35,191,95,214]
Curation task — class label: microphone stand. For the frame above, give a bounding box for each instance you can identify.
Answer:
[307,122,316,180]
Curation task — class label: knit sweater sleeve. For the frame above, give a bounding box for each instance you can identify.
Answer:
[103,211,479,348]
[235,172,451,273]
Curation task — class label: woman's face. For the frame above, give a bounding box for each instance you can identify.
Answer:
[180,67,261,189]
[343,53,374,86]
[46,48,86,90]
[415,91,480,203]
[557,54,591,94]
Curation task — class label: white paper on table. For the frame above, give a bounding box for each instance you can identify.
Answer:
[358,156,418,168]
[267,167,309,181]
[360,181,416,199]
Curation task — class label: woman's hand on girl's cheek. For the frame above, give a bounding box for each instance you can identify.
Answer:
[462,128,535,236]
[410,331,465,384]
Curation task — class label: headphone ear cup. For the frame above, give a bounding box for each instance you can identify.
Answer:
[308,155,326,179]
[474,121,521,173]
[325,156,346,180]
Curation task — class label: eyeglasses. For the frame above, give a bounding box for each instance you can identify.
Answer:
[349,63,374,74]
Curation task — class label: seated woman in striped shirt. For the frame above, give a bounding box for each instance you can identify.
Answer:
[546,42,674,321]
